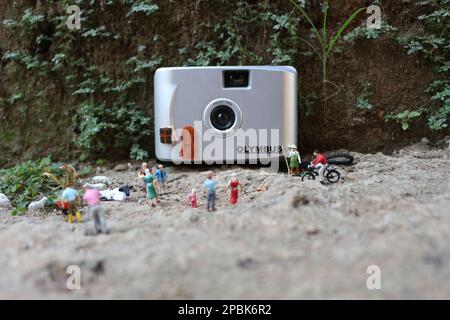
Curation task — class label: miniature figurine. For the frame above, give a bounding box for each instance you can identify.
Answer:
[310,150,328,184]
[287,145,302,175]
[155,164,168,195]
[92,176,111,186]
[0,193,11,208]
[82,183,107,191]
[62,185,82,223]
[83,187,108,234]
[203,172,217,212]
[28,197,48,213]
[188,188,197,208]
[138,162,150,194]
[56,200,69,216]
[141,162,151,176]
[143,167,159,207]
[228,173,244,205]
[151,166,161,193]
[100,185,134,202]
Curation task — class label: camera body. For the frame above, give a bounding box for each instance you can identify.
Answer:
[154,66,298,163]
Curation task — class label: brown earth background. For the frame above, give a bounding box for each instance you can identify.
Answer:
[0,0,448,166]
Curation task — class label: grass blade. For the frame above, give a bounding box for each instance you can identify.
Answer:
[326,7,366,57]
[288,0,324,48]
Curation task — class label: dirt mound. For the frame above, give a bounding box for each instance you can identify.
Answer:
[1,143,450,298]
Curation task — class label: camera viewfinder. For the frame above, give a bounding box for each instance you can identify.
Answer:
[223,70,250,88]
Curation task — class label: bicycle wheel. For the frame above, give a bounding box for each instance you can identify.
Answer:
[302,172,316,181]
[326,169,341,184]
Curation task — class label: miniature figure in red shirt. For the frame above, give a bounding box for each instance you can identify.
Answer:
[56,200,69,216]
[310,150,328,184]
[188,188,197,208]
[228,173,244,205]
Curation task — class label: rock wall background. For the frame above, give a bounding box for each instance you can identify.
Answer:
[0,0,449,166]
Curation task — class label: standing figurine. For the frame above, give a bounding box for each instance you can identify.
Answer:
[188,188,197,208]
[155,164,168,195]
[143,167,159,207]
[142,162,151,176]
[62,185,82,223]
[203,172,217,212]
[287,145,302,175]
[138,162,150,194]
[138,162,150,178]
[83,187,108,234]
[228,173,244,205]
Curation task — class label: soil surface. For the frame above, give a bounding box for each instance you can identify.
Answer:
[1,140,450,299]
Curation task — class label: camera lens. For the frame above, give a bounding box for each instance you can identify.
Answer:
[210,105,236,131]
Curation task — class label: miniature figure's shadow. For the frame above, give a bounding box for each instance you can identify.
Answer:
[84,228,110,236]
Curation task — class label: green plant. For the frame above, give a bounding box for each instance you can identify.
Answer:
[74,98,151,161]
[1,7,45,34]
[0,1,164,162]
[82,26,114,38]
[186,1,299,66]
[103,77,146,93]
[0,157,68,215]
[395,0,450,130]
[288,0,366,83]
[96,159,108,166]
[356,81,374,110]
[130,144,149,160]
[384,109,424,131]
[344,20,397,42]
[2,51,50,74]
[126,56,162,73]
[7,93,23,105]
[124,0,159,17]
[77,165,94,177]
[428,98,450,129]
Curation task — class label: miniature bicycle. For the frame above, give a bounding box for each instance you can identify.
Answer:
[301,165,341,183]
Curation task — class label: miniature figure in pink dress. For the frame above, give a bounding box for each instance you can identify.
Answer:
[189,189,197,208]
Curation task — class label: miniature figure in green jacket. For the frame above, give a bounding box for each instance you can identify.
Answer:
[288,145,302,175]
[143,169,159,207]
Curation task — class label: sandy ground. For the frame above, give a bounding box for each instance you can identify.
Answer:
[1,139,450,299]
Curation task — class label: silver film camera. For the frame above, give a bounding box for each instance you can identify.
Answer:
[154,66,298,163]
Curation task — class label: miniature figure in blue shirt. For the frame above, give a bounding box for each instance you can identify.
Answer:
[155,164,168,195]
[203,172,217,212]
[62,186,82,223]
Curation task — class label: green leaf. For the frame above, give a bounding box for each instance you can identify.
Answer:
[402,122,410,130]
[326,7,366,57]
